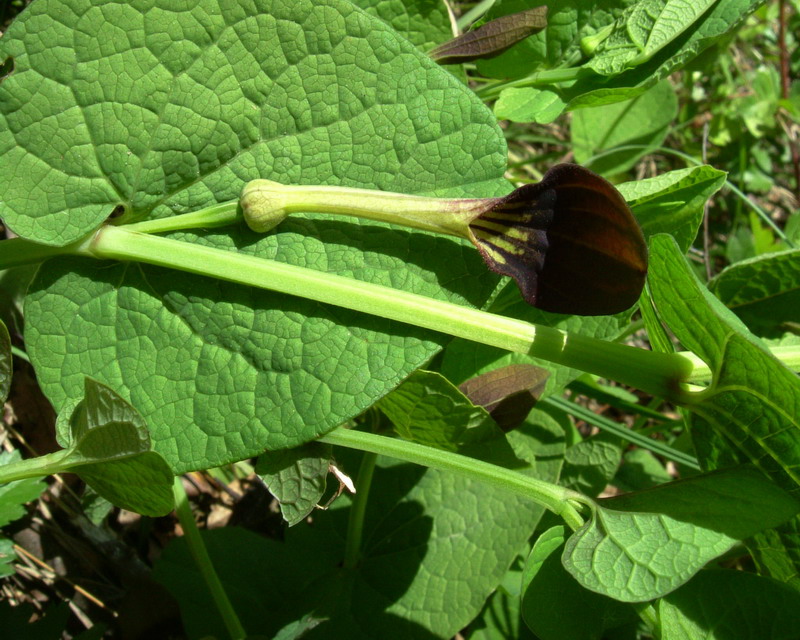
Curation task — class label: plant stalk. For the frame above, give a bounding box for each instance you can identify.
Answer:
[320,427,586,530]
[475,67,582,100]
[172,476,246,640]
[343,452,378,570]
[0,449,71,483]
[85,225,695,402]
[122,201,240,235]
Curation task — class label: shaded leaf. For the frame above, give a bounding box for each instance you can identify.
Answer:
[709,249,800,338]
[463,563,537,639]
[155,414,566,639]
[659,569,800,640]
[613,448,672,492]
[522,526,636,640]
[256,442,331,526]
[561,438,622,496]
[648,234,800,496]
[748,516,800,592]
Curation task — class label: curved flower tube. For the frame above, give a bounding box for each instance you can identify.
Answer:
[240,164,647,316]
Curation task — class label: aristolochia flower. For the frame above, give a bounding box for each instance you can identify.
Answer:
[240,164,647,316]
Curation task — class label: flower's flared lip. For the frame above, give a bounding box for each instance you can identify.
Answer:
[469,164,648,316]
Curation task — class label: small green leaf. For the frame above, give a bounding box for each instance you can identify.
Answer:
[618,165,727,252]
[272,614,326,640]
[563,467,800,601]
[572,80,678,175]
[256,442,331,527]
[522,526,636,640]
[62,379,174,516]
[494,87,566,124]
[748,517,800,591]
[430,7,548,64]
[588,0,718,75]
[0,319,9,404]
[0,537,16,577]
[561,439,622,497]
[659,570,800,640]
[649,235,800,496]
[709,249,800,338]
[0,451,47,528]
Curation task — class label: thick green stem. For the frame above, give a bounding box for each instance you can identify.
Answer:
[172,477,246,640]
[0,449,71,483]
[320,428,586,531]
[0,236,86,269]
[86,225,694,402]
[343,452,378,570]
[678,345,800,382]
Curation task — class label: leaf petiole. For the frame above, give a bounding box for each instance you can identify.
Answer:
[83,225,694,402]
[319,427,587,531]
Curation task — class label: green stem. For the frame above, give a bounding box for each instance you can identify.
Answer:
[172,477,246,640]
[678,345,800,382]
[122,201,240,235]
[86,225,695,402]
[0,236,86,269]
[343,452,378,569]
[544,396,700,470]
[475,67,582,101]
[319,428,587,531]
[0,449,71,483]
[456,0,497,29]
[11,345,31,364]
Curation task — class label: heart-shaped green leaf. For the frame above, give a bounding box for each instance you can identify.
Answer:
[13,0,508,472]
